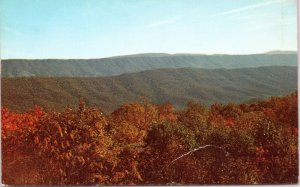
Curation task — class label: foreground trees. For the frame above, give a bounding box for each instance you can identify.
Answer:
[2,92,298,185]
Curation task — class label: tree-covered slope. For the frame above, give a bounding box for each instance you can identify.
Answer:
[2,66,297,112]
[1,53,297,77]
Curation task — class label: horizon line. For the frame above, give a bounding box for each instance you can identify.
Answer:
[1,50,297,60]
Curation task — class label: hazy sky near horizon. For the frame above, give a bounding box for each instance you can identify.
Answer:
[0,0,297,59]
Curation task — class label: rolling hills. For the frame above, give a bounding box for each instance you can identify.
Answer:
[1,53,297,77]
[2,66,297,113]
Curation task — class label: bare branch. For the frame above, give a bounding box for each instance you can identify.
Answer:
[167,144,226,167]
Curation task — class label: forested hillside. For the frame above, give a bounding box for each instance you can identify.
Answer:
[2,66,297,112]
[2,53,297,77]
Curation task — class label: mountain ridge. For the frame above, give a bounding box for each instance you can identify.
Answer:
[2,66,297,113]
[1,50,297,60]
[264,50,297,55]
[2,53,297,77]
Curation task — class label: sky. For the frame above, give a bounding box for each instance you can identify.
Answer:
[0,0,298,59]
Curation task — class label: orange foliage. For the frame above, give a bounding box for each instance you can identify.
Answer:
[2,106,44,132]
[1,93,298,185]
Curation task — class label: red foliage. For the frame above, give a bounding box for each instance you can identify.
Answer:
[1,92,298,185]
[293,127,298,136]
[2,106,45,133]
[226,117,234,126]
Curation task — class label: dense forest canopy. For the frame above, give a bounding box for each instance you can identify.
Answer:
[2,92,298,185]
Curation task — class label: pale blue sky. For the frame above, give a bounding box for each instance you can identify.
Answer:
[0,0,297,59]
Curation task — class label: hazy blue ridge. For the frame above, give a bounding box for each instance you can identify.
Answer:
[2,66,297,112]
[1,53,297,77]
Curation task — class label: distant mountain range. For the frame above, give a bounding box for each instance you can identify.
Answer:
[264,50,297,55]
[2,66,297,112]
[1,53,297,77]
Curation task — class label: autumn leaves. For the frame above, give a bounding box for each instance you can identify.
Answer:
[1,92,298,185]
